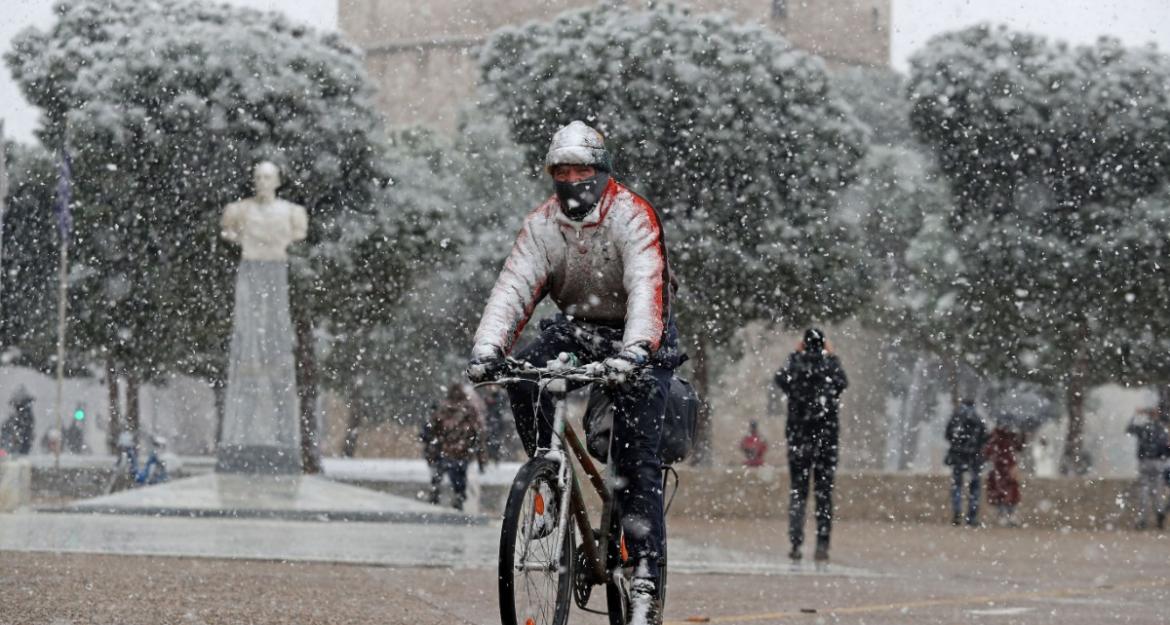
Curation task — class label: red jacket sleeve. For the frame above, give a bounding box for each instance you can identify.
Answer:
[617,196,668,352]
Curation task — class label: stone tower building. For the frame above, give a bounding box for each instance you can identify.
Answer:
[339,0,890,130]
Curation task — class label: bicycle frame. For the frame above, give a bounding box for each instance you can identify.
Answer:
[516,375,620,587]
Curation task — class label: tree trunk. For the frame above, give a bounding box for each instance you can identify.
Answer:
[105,358,122,453]
[689,332,713,465]
[1061,378,1086,475]
[342,387,362,458]
[125,373,140,442]
[1060,346,1090,476]
[212,375,226,450]
[294,312,321,474]
[945,353,962,410]
[895,354,934,470]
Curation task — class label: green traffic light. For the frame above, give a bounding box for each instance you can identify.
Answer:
[73,409,85,421]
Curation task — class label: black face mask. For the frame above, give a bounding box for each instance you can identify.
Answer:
[554,172,609,221]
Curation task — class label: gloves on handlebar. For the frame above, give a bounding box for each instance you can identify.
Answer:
[466,347,506,383]
[603,342,650,381]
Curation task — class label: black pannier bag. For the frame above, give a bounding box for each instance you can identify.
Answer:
[583,375,699,465]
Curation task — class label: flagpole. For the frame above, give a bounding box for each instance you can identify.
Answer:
[53,234,68,469]
[51,146,72,470]
[0,121,8,308]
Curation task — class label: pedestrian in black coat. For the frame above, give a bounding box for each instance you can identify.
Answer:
[774,328,848,562]
[944,399,988,526]
[2,387,36,455]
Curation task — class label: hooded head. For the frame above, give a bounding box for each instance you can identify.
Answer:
[9,386,32,406]
[445,383,467,403]
[803,328,826,354]
[545,121,612,220]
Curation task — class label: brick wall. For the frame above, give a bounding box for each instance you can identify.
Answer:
[339,0,890,131]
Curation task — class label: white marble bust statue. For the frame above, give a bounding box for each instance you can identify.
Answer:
[221,161,308,260]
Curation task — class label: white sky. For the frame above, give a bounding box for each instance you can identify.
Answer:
[0,0,338,143]
[891,0,1170,71]
[3,0,1169,143]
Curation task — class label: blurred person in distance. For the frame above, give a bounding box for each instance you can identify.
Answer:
[944,398,989,527]
[423,382,487,511]
[1,387,36,455]
[1126,406,1170,530]
[983,418,1025,527]
[740,420,768,468]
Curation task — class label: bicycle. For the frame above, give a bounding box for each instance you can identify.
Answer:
[479,355,678,625]
[106,432,170,494]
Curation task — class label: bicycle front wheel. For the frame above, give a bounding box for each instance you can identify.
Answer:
[499,458,574,625]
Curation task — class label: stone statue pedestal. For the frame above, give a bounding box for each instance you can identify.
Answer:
[58,473,484,524]
[216,162,308,475]
[215,258,302,475]
[216,441,301,475]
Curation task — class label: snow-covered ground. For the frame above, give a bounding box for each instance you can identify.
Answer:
[321,457,522,486]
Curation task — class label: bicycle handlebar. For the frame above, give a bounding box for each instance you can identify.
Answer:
[490,357,605,385]
[475,355,644,388]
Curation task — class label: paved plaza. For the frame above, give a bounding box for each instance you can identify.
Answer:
[1,514,1166,624]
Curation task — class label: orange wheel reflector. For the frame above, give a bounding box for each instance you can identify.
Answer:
[534,491,545,515]
[526,618,536,625]
[620,534,629,563]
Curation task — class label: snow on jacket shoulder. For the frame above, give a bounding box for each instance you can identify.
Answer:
[472,178,669,360]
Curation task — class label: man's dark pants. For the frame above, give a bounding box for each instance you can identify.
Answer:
[787,425,838,551]
[951,463,982,523]
[429,459,469,510]
[508,322,670,583]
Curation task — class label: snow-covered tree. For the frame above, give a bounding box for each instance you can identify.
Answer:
[7,0,387,467]
[907,25,1170,472]
[832,67,914,149]
[319,115,541,454]
[0,140,58,370]
[833,65,965,365]
[852,147,955,350]
[476,5,871,457]
[909,25,1170,224]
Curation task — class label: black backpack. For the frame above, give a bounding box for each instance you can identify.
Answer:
[584,375,699,465]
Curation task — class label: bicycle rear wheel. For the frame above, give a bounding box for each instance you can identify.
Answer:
[499,458,574,625]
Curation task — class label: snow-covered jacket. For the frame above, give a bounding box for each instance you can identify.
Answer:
[473,178,670,360]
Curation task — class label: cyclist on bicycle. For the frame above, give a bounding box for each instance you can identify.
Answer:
[468,120,681,625]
